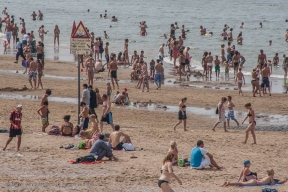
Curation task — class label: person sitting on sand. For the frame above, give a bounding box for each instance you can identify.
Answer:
[190,140,223,170]
[113,91,120,99]
[158,153,182,192]
[95,59,104,72]
[113,92,128,105]
[238,160,257,182]
[168,141,178,164]
[222,169,287,187]
[123,87,129,101]
[73,125,80,137]
[94,88,103,105]
[79,114,98,139]
[59,115,73,137]
[85,115,101,148]
[108,125,131,150]
[89,134,118,161]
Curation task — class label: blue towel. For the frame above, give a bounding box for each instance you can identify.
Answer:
[243,184,282,188]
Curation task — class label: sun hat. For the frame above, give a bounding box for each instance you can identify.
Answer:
[244,160,251,167]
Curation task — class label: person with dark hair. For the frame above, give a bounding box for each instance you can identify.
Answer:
[173,97,188,131]
[241,103,257,144]
[82,84,90,108]
[59,115,73,137]
[261,63,271,96]
[79,102,89,130]
[88,85,98,123]
[232,50,240,78]
[227,28,233,41]
[38,25,48,43]
[37,101,49,132]
[99,37,104,60]
[190,140,222,170]
[226,96,239,128]
[14,38,26,63]
[100,94,114,133]
[212,97,228,132]
[108,125,132,150]
[89,134,118,161]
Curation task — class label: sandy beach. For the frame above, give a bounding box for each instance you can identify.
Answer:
[0,55,287,192]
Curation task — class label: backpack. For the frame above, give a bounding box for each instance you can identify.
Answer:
[262,188,278,192]
[48,125,60,135]
[76,155,95,163]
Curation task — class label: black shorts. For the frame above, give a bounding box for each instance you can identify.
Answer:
[249,121,256,126]
[110,70,117,78]
[261,77,270,88]
[81,117,89,130]
[101,112,113,124]
[112,142,123,150]
[170,50,173,57]
[105,54,110,63]
[185,59,189,64]
[158,180,168,188]
[181,62,186,66]
[37,53,43,60]
[234,62,239,66]
[9,128,22,137]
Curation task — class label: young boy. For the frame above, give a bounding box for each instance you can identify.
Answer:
[224,61,230,80]
[226,96,239,128]
[37,101,49,132]
[3,40,8,54]
[141,65,149,92]
[214,55,220,79]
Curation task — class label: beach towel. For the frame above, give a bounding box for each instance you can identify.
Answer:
[48,125,60,135]
[243,184,282,188]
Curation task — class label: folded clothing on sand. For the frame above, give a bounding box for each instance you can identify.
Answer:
[0,130,9,133]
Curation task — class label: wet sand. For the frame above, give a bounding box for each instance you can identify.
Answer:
[0,55,288,192]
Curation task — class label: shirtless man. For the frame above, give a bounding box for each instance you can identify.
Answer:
[79,102,89,130]
[214,55,221,79]
[178,50,186,79]
[124,39,129,65]
[220,44,226,64]
[261,64,271,96]
[38,10,43,20]
[36,41,44,66]
[184,47,190,71]
[154,59,164,89]
[258,49,267,69]
[31,11,37,20]
[181,25,186,39]
[37,101,49,132]
[20,19,26,35]
[104,42,109,66]
[200,25,205,35]
[140,22,147,36]
[108,125,132,150]
[221,29,227,40]
[178,36,183,48]
[100,94,114,133]
[108,57,119,90]
[5,22,12,45]
[235,68,245,96]
[159,43,165,61]
[239,22,244,28]
[226,42,232,63]
[38,25,48,43]
[12,23,18,47]
[226,96,239,128]
[205,52,213,78]
[227,28,233,41]
[28,58,37,89]
[232,51,241,78]
[273,53,279,66]
[131,50,139,64]
[2,7,7,15]
[169,37,175,61]
[85,54,96,86]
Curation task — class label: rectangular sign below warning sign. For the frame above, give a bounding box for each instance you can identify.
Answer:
[70,38,91,55]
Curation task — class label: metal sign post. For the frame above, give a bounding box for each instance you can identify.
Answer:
[70,21,91,125]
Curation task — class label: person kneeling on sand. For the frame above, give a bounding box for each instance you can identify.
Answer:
[190,140,222,170]
[222,169,287,187]
[89,134,118,161]
[108,125,131,150]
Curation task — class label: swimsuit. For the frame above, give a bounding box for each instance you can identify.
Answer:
[62,132,72,137]
[158,180,168,188]
[178,105,187,120]
[244,172,257,181]
[215,65,220,72]
[112,142,123,150]
[238,80,243,83]
[247,109,256,125]
[94,46,99,51]
[226,110,235,120]
[28,71,37,81]
[234,62,239,66]
[154,72,162,83]
[207,63,213,67]
[261,77,270,88]
[110,70,117,78]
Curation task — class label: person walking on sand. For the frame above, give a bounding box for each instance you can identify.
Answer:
[235,68,245,96]
[158,153,182,192]
[37,101,49,132]
[226,96,239,128]
[212,97,228,132]
[173,97,188,131]
[108,56,119,90]
[37,59,44,89]
[3,104,23,151]
[28,58,37,89]
[54,25,60,48]
[154,59,164,90]
[241,103,256,144]
[85,54,96,86]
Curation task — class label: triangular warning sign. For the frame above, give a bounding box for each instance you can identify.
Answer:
[71,21,90,38]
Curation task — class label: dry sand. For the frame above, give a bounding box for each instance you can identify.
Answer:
[0,55,287,192]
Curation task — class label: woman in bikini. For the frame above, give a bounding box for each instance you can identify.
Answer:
[93,38,100,60]
[60,115,74,137]
[173,97,188,131]
[251,68,261,97]
[158,153,182,192]
[241,103,257,144]
[54,25,60,48]
[222,169,287,187]
[37,59,44,89]
[85,54,96,86]
[238,160,257,182]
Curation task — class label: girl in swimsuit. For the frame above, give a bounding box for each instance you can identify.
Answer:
[241,103,256,144]
[158,153,182,192]
[173,97,188,131]
[238,160,257,182]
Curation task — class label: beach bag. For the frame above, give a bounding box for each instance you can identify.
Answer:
[48,125,60,135]
[177,155,185,167]
[262,188,278,192]
[78,142,86,149]
[76,155,95,163]
[122,143,135,151]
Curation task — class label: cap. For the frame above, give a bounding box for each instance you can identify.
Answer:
[17,104,23,109]
[123,87,127,91]
[244,160,250,167]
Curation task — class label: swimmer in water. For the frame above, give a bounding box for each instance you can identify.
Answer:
[239,22,244,28]
[259,22,262,28]
[269,40,272,46]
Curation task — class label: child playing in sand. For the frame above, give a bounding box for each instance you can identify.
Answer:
[106,82,112,100]
[36,101,49,132]
[3,40,8,54]
[224,61,229,80]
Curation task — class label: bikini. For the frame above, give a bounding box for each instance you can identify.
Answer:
[158,169,169,188]
[244,171,257,181]
[247,109,256,125]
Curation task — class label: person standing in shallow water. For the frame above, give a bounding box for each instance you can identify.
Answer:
[173,97,188,131]
[54,25,60,48]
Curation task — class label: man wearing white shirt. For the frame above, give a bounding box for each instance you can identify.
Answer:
[22,33,30,48]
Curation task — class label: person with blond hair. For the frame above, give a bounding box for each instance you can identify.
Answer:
[167,141,178,163]
[158,153,182,192]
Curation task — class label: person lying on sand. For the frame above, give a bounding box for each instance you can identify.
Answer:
[222,169,287,187]
[108,125,131,150]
